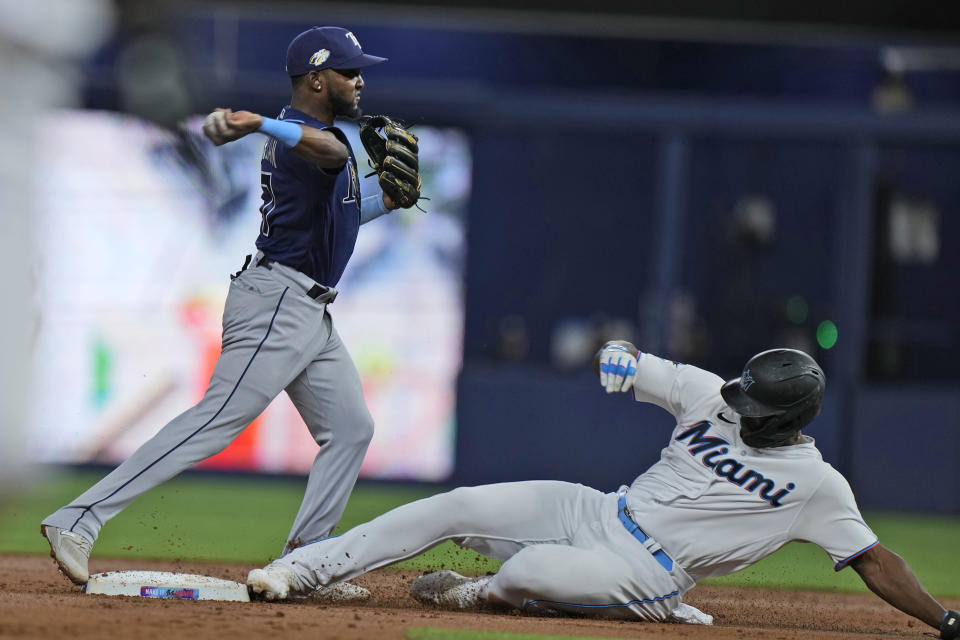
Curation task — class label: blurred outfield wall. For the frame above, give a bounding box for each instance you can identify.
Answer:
[39,5,960,510]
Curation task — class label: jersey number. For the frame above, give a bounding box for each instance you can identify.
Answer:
[259,171,276,237]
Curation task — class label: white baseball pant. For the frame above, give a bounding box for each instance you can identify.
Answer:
[276,480,695,620]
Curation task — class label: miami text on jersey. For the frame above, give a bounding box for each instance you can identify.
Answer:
[676,422,796,507]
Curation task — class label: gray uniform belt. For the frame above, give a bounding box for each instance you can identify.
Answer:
[617,491,674,572]
[235,254,338,304]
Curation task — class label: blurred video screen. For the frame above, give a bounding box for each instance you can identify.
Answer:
[28,110,470,481]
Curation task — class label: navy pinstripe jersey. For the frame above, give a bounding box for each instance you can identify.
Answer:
[255,106,361,287]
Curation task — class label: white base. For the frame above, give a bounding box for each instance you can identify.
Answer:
[84,570,250,602]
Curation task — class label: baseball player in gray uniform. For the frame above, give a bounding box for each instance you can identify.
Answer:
[247,343,959,638]
[39,26,419,602]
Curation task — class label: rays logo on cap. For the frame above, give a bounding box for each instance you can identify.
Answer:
[309,49,331,66]
[740,369,756,391]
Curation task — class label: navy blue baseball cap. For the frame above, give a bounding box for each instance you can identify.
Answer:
[285,26,387,76]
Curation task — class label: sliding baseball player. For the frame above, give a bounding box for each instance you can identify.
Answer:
[246,343,958,638]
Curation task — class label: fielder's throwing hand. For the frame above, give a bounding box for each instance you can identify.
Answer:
[202,108,263,146]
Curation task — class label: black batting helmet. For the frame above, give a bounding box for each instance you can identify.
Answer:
[721,349,825,447]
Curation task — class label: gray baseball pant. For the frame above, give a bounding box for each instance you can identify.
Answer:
[42,259,374,554]
[275,481,695,621]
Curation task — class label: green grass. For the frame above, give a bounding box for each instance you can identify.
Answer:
[3,469,958,597]
[406,629,646,640]
[0,468,496,573]
[702,511,960,597]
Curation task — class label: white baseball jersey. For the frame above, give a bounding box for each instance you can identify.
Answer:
[624,352,878,582]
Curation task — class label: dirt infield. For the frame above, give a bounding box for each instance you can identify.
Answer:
[0,554,953,639]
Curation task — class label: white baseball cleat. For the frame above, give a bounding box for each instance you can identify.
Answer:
[313,581,371,603]
[410,570,491,609]
[670,602,714,625]
[41,525,92,585]
[246,565,301,601]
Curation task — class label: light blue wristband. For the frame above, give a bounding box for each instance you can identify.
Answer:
[258,117,303,148]
[360,193,391,224]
